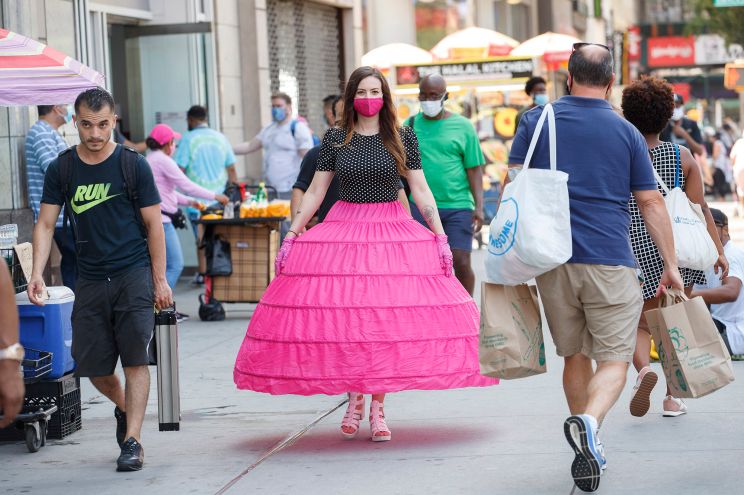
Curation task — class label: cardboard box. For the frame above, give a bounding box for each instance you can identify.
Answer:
[209,224,278,302]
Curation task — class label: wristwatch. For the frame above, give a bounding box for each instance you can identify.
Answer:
[0,343,24,362]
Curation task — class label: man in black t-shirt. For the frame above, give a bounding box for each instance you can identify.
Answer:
[27,88,171,473]
[291,96,343,224]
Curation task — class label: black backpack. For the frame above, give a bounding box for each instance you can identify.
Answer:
[58,145,147,249]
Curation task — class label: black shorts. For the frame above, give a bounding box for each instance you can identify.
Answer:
[71,266,154,377]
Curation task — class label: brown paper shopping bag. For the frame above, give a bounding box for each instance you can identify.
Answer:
[644,289,735,398]
[479,282,546,379]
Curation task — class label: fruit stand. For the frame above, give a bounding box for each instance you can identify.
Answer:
[194,197,289,319]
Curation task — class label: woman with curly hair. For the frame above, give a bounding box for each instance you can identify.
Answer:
[621,76,728,418]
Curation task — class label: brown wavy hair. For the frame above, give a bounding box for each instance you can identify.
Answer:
[339,66,407,175]
[622,75,675,135]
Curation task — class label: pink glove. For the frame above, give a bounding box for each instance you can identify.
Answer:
[435,234,453,277]
[274,237,296,276]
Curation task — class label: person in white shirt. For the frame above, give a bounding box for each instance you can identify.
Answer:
[233,92,314,198]
[692,208,744,358]
[731,131,744,214]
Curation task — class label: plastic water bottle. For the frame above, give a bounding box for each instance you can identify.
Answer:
[256,182,269,216]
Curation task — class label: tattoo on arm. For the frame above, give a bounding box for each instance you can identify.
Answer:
[422,205,436,230]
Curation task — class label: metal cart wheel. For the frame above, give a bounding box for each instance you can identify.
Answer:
[25,423,42,453]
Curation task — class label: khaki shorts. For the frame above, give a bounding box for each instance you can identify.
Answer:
[536,263,643,363]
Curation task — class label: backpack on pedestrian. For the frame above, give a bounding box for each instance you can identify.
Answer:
[290,118,321,146]
[58,145,147,249]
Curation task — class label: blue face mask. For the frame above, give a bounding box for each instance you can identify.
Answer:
[60,104,74,124]
[534,94,549,106]
[272,107,286,122]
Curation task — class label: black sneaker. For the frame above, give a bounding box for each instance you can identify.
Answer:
[176,312,190,323]
[114,407,127,447]
[117,437,144,472]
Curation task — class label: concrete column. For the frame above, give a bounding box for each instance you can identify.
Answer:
[236,0,271,182]
[342,0,365,77]
[474,0,495,30]
[213,0,248,179]
[365,0,415,50]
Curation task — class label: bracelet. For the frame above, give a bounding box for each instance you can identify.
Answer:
[288,230,299,237]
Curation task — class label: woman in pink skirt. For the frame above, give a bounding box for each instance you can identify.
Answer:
[234,66,496,442]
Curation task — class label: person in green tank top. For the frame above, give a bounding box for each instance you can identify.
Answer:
[407,74,485,295]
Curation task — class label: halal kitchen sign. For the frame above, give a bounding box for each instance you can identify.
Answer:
[395,57,534,88]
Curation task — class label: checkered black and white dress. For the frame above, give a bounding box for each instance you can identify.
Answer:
[629,142,706,300]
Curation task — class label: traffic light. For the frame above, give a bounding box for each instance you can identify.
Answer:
[724,63,744,90]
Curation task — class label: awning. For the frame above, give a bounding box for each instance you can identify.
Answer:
[430,27,519,60]
[362,43,433,70]
[510,32,582,70]
[0,28,105,106]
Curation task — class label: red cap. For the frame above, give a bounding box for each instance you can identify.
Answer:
[149,123,181,146]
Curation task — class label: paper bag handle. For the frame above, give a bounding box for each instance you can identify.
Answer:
[658,288,688,308]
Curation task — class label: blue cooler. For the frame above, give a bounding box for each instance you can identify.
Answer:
[16,287,75,378]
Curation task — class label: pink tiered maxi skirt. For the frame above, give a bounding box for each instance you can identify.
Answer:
[233,200,497,395]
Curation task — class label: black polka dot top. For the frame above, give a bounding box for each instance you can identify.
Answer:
[315,126,422,203]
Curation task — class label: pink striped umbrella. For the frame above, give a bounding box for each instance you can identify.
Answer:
[0,28,105,106]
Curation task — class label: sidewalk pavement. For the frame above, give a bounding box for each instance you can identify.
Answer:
[2,247,743,494]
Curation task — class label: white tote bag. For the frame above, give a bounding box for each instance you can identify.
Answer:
[651,145,718,271]
[486,104,572,285]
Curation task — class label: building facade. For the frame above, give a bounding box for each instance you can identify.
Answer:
[1,0,364,242]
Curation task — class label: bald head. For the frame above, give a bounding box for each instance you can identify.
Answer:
[568,44,614,88]
[420,74,447,96]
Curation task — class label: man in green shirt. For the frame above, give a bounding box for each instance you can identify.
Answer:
[407,74,485,295]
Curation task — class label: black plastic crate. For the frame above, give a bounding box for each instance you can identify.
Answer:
[2,247,28,294]
[0,373,81,441]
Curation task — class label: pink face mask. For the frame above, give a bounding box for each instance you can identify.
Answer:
[353,97,384,117]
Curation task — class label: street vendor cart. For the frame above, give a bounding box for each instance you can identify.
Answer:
[196,217,284,319]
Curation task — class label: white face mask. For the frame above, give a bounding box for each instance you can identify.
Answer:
[672,107,685,121]
[420,96,445,118]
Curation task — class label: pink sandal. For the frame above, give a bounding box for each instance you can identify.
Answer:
[341,392,364,439]
[369,400,391,442]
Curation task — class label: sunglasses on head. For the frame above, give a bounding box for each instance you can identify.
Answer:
[572,42,611,52]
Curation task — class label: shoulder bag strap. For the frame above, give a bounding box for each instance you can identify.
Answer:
[673,143,681,189]
[120,146,148,238]
[649,153,671,195]
[58,147,80,244]
[522,103,557,171]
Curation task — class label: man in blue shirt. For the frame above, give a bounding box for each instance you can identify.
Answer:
[174,105,237,282]
[175,105,238,194]
[25,104,77,290]
[508,44,683,492]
